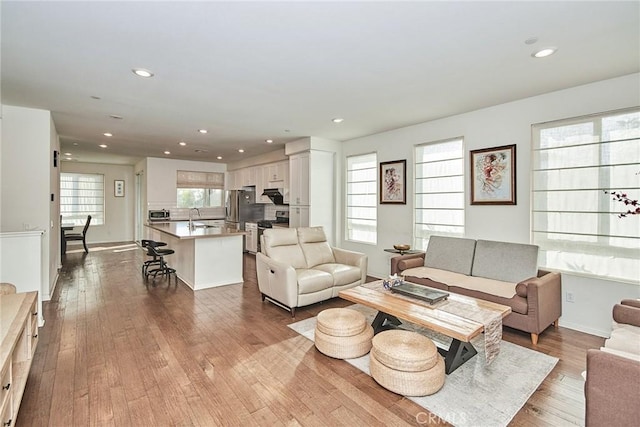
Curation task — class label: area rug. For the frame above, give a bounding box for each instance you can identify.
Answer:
[288,304,558,427]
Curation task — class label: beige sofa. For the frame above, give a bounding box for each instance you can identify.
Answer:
[585,299,640,426]
[256,227,367,316]
[391,236,562,344]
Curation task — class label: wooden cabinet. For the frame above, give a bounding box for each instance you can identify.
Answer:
[0,292,38,427]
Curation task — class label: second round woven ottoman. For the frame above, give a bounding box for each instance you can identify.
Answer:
[370,330,445,396]
[315,308,374,359]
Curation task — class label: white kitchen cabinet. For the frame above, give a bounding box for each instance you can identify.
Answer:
[289,206,309,228]
[257,166,271,203]
[245,222,258,253]
[288,150,334,240]
[289,153,310,206]
[266,161,288,183]
[255,161,289,204]
[225,170,241,190]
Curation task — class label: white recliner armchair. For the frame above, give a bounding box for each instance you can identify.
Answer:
[256,226,367,316]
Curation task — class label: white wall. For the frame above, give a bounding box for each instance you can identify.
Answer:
[61,161,135,245]
[340,73,640,337]
[1,105,59,299]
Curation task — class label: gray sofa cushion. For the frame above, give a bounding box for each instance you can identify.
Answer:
[424,236,477,275]
[472,239,539,283]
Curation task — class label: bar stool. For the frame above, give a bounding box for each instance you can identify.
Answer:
[141,239,168,276]
[144,242,177,284]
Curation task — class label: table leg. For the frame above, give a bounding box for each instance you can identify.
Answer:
[371,311,402,334]
[438,339,477,374]
[371,310,478,375]
[61,229,66,255]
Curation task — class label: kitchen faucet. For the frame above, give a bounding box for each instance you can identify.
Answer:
[189,207,201,229]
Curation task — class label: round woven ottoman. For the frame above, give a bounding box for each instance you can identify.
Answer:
[315,308,374,359]
[370,330,445,396]
[0,283,17,295]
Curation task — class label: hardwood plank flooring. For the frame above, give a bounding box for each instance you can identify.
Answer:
[17,244,604,426]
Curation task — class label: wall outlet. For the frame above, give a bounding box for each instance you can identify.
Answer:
[566,292,575,303]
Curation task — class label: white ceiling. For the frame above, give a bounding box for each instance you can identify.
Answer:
[2,1,639,165]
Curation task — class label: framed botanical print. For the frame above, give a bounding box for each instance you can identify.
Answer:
[380,160,406,204]
[470,144,516,205]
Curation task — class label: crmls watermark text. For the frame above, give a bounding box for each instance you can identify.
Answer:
[416,411,468,425]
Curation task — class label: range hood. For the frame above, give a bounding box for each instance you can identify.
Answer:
[262,188,285,205]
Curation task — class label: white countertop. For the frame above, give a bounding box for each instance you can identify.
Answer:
[146,222,247,240]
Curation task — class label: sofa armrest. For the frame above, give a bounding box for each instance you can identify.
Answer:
[390,253,425,275]
[332,247,368,284]
[256,252,299,309]
[621,299,640,309]
[520,271,562,333]
[613,303,640,328]
[585,349,640,426]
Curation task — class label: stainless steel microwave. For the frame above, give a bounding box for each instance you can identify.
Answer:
[148,209,170,221]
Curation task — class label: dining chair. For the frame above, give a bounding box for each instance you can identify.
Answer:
[64,215,92,253]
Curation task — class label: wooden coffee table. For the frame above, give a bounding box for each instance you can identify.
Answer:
[338,281,511,374]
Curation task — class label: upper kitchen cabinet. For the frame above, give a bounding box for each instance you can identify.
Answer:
[289,150,334,236]
[240,167,257,188]
[225,170,240,190]
[266,161,288,183]
[265,160,289,203]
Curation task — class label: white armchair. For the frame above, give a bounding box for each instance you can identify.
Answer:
[256,227,367,316]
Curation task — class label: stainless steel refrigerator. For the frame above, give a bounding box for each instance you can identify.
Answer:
[225,189,264,231]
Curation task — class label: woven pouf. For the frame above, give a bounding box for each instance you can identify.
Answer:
[0,283,17,295]
[370,330,445,396]
[315,308,374,359]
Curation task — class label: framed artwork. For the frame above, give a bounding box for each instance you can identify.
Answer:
[470,144,516,205]
[380,160,407,204]
[114,180,125,197]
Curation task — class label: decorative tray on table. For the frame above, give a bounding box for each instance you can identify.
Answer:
[390,282,449,305]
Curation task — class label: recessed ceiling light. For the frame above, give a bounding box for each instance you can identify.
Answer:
[179,141,187,146]
[332,118,344,123]
[194,149,208,153]
[238,149,245,153]
[198,129,208,134]
[524,37,538,45]
[217,156,222,160]
[90,95,101,100]
[64,157,73,160]
[132,68,154,78]
[64,152,72,156]
[99,144,108,148]
[109,114,123,120]
[532,47,557,58]
[266,139,273,143]
[164,151,171,155]
[103,132,113,137]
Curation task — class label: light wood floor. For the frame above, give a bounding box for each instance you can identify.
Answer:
[18,243,604,426]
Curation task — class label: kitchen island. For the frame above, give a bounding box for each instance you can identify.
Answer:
[145,222,247,290]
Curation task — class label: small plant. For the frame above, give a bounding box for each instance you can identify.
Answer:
[605,191,640,218]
